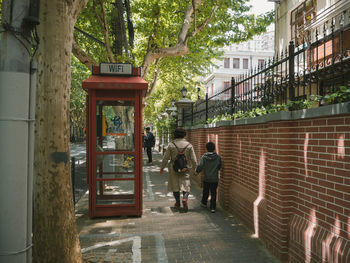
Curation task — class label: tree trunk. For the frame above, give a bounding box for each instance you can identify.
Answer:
[33,1,88,262]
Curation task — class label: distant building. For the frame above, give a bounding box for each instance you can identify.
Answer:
[203,31,274,98]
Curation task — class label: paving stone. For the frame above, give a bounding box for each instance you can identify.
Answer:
[75,149,280,263]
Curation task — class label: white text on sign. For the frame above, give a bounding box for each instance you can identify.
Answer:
[100,63,132,75]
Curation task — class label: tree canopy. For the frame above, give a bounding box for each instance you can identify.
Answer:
[72,0,274,124]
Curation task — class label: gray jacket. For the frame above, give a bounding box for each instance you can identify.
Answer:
[196,152,222,183]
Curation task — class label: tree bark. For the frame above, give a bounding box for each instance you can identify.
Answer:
[33,0,88,262]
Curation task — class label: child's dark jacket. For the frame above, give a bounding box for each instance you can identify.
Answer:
[196,152,221,183]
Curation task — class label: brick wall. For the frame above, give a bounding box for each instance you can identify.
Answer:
[186,113,350,262]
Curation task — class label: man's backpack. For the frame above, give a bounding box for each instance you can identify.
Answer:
[172,142,190,173]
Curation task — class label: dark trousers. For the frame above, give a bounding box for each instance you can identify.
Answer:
[146,147,152,162]
[173,191,189,204]
[201,181,218,210]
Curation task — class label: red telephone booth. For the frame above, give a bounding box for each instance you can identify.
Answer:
[82,63,148,217]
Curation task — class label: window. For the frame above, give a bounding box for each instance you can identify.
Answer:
[233,58,240,69]
[258,59,265,69]
[222,81,231,100]
[243,58,249,69]
[224,58,230,68]
[291,0,316,44]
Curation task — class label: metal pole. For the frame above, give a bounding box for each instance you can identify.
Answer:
[191,103,194,125]
[230,77,235,114]
[71,157,76,205]
[288,41,295,101]
[0,0,33,262]
[205,93,208,123]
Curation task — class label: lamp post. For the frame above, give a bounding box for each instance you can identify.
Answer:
[156,114,162,152]
[197,87,201,100]
[160,112,167,153]
[175,87,193,127]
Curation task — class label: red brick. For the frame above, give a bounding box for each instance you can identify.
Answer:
[335,126,350,132]
[334,198,350,209]
[318,206,334,217]
[318,166,335,175]
[326,174,344,184]
[312,197,326,207]
[326,189,344,199]
[334,183,350,193]
[311,171,327,180]
[319,126,335,132]
[318,179,335,189]
[312,133,327,139]
[311,184,327,193]
[312,119,327,126]
[319,153,335,161]
[318,193,334,203]
[334,169,350,177]
[327,118,345,125]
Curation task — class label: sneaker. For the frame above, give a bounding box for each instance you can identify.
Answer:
[182,199,188,212]
[210,209,216,213]
[200,203,207,208]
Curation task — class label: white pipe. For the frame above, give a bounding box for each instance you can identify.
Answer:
[0,0,31,262]
[26,60,37,263]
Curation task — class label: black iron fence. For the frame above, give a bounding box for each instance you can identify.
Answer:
[184,11,350,126]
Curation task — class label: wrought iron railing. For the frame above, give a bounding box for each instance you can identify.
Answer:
[183,8,350,126]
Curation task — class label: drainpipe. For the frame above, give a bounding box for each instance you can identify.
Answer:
[0,0,35,262]
[26,60,37,263]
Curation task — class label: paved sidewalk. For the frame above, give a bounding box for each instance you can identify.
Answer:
[75,150,280,263]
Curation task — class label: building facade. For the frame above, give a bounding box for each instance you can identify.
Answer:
[203,31,275,98]
[274,0,350,54]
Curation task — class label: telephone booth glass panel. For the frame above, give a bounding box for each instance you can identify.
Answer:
[95,100,137,207]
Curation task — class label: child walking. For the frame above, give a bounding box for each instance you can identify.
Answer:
[195,142,222,213]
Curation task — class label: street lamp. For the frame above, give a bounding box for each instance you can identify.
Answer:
[181,87,188,98]
[197,87,201,99]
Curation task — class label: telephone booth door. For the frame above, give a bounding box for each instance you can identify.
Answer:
[83,65,147,217]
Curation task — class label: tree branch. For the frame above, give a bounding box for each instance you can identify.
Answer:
[177,0,200,43]
[192,0,197,30]
[71,0,89,20]
[141,0,202,79]
[145,59,161,98]
[141,43,189,79]
[72,37,97,69]
[93,0,115,62]
[187,5,218,39]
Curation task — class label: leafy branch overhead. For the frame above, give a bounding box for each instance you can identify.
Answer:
[73,0,274,98]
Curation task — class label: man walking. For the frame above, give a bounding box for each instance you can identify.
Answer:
[144,127,155,164]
